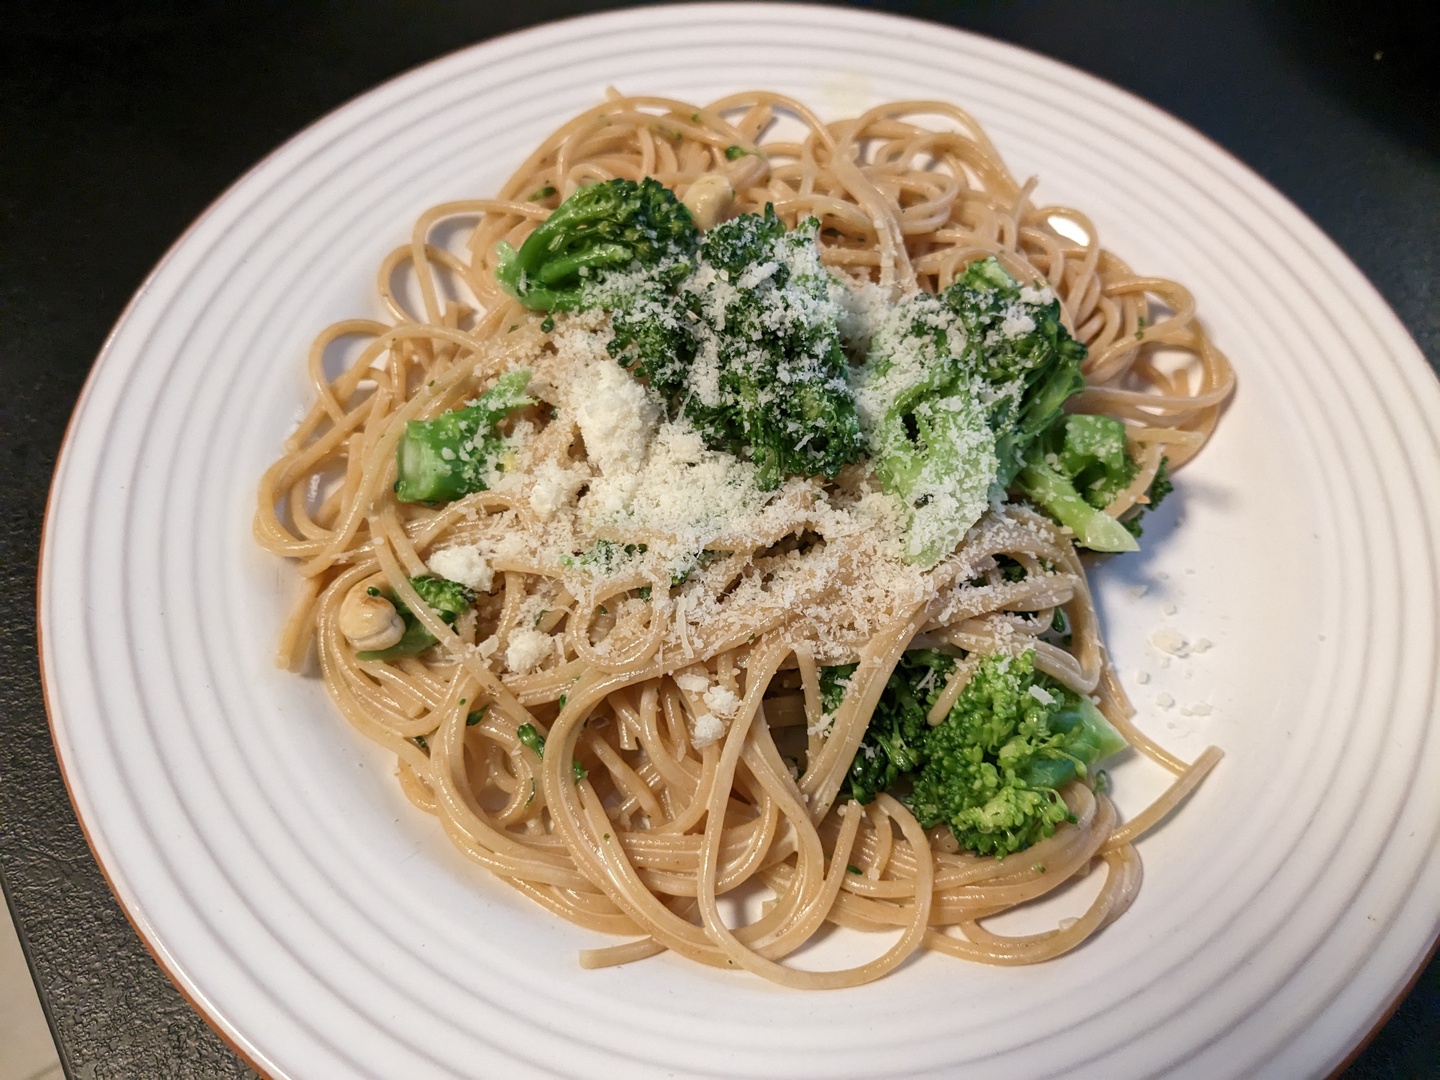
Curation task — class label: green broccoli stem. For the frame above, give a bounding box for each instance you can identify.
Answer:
[394,370,533,504]
[1017,461,1139,553]
[1021,697,1129,789]
[533,243,634,285]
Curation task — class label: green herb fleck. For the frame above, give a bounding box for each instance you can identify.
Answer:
[516,722,585,782]
[517,722,546,756]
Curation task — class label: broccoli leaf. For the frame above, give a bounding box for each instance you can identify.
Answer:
[394,369,534,504]
[495,178,698,311]
[356,576,475,661]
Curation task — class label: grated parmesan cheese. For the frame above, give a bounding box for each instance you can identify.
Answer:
[691,713,726,748]
[427,544,494,592]
[505,630,553,674]
[1150,627,1189,657]
[528,462,587,521]
[571,355,659,482]
[1027,683,1057,706]
[702,685,743,719]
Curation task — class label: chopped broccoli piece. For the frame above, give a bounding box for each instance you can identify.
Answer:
[1054,414,1136,507]
[909,651,1127,857]
[562,539,646,574]
[356,576,475,661]
[495,178,698,311]
[819,663,857,718]
[842,650,954,805]
[1016,463,1139,553]
[678,208,865,489]
[394,369,534,503]
[515,722,587,781]
[1016,413,1142,552]
[865,376,997,565]
[516,722,546,756]
[667,548,724,588]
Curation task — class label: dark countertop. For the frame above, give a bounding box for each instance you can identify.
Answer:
[3,1,1436,1076]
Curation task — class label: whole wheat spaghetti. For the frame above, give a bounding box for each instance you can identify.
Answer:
[256,91,1233,986]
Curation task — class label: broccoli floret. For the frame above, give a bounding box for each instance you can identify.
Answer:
[840,650,954,805]
[943,258,1087,488]
[608,292,697,396]
[909,651,1127,857]
[1016,413,1140,553]
[356,576,475,661]
[1121,457,1173,539]
[394,370,534,503]
[495,178,699,311]
[679,209,865,489]
[857,258,1088,565]
[854,283,997,565]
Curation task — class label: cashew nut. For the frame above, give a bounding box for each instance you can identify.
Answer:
[340,584,405,652]
[681,172,735,231]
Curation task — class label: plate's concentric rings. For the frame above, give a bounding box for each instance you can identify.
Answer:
[39,5,1440,1078]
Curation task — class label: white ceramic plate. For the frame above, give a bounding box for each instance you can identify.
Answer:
[39,5,1440,1077]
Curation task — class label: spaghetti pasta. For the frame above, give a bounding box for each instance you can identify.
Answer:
[256,91,1233,985]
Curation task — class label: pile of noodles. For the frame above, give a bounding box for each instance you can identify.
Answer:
[255,91,1234,986]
